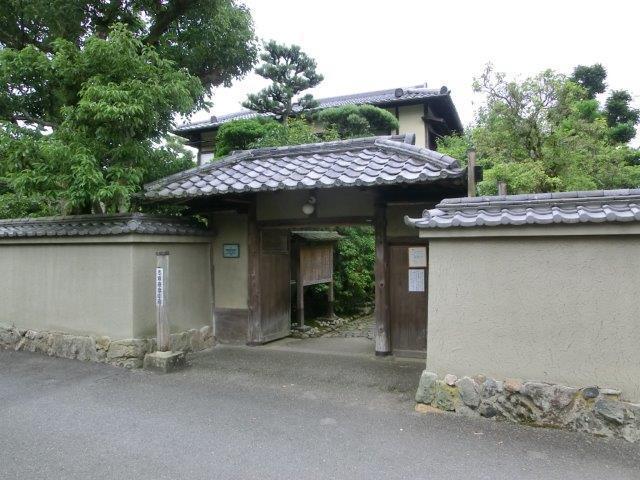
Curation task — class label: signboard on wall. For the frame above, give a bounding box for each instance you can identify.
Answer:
[223,244,240,258]
[408,247,427,267]
[408,268,425,292]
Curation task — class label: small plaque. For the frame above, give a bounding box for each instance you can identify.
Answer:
[408,246,427,267]
[408,268,425,292]
[223,243,240,258]
[155,267,164,306]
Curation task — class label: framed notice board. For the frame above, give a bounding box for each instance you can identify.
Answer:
[222,244,240,258]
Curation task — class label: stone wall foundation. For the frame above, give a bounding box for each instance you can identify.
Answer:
[0,323,214,368]
[415,370,640,443]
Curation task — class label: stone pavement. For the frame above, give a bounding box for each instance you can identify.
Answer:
[1,346,638,480]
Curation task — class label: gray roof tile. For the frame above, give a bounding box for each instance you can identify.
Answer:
[406,190,640,229]
[144,134,463,200]
[0,213,210,239]
[174,86,452,133]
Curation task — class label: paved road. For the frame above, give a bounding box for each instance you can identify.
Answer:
[1,345,638,480]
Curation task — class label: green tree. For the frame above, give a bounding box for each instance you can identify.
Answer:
[243,40,323,123]
[315,104,399,138]
[0,0,257,92]
[0,26,200,216]
[0,1,257,217]
[605,90,640,144]
[438,65,640,195]
[332,226,375,315]
[215,117,339,158]
[214,118,281,157]
[249,118,338,149]
[571,64,607,99]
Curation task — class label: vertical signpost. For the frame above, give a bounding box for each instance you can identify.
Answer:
[155,251,170,352]
[144,250,186,373]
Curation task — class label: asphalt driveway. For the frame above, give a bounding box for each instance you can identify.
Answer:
[0,345,638,480]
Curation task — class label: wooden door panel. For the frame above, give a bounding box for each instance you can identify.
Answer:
[259,230,291,342]
[389,245,427,356]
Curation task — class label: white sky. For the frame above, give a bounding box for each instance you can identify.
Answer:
[192,0,639,142]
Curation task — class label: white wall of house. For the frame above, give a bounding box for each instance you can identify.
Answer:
[397,104,426,147]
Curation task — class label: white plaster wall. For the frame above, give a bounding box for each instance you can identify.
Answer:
[131,242,213,338]
[0,236,214,340]
[211,212,249,309]
[0,243,134,338]
[397,104,426,147]
[427,236,640,402]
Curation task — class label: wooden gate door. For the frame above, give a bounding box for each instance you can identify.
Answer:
[389,244,428,357]
[258,229,291,343]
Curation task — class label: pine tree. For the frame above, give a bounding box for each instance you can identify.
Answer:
[243,41,323,123]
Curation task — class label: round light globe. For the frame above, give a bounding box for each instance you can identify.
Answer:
[302,203,315,216]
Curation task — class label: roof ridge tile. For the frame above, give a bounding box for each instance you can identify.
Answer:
[407,189,640,229]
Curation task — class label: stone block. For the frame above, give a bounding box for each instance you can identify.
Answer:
[444,374,458,386]
[433,381,457,411]
[143,350,187,374]
[504,378,522,393]
[594,398,626,425]
[0,324,22,349]
[415,371,438,404]
[457,376,480,408]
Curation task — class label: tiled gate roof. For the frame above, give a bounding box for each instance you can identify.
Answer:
[144,135,464,201]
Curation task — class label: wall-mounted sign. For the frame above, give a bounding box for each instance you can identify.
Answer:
[223,243,240,258]
[408,247,427,268]
[408,268,425,292]
[155,267,164,306]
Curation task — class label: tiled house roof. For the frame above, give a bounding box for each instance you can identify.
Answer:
[0,213,210,238]
[174,86,456,133]
[405,189,640,229]
[144,134,464,201]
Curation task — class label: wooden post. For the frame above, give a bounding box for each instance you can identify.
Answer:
[247,200,262,345]
[467,149,476,197]
[327,281,335,319]
[297,269,305,328]
[374,200,391,355]
[497,180,508,196]
[155,251,171,352]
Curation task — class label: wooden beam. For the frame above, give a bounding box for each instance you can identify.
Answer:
[327,281,335,319]
[257,216,372,228]
[374,200,391,355]
[297,276,305,328]
[246,199,262,345]
[467,149,477,197]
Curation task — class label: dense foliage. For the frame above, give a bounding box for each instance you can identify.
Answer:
[332,226,375,315]
[437,64,640,195]
[215,117,339,157]
[315,104,399,138]
[0,1,257,217]
[214,117,280,156]
[0,0,257,91]
[301,226,375,318]
[215,102,399,157]
[243,41,323,123]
